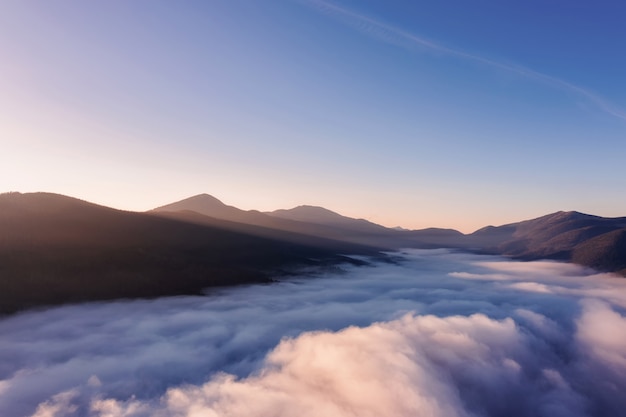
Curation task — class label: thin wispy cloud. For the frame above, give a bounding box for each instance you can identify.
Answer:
[302,0,626,121]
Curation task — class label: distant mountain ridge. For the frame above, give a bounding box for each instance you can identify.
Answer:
[268,205,388,233]
[155,194,626,276]
[153,194,465,248]
[2,191,625,315]
[154,194,265,224]
[467,211,626,275]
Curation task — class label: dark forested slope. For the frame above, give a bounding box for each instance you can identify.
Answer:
[0,193,380,314]
[467,211,626,275]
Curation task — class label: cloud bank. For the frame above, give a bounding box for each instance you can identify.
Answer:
[1,250,625,417]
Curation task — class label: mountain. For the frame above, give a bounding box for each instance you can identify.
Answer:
[152,195,392,246]
[155,195,626,275]
[151,209,383,253]
[572,229,626,275]
[268,205,389,233]
[268,206,464,246]
[0,192,381,315]
[153,194,267,224]
[467,211,626,275]
[154,195,464,248]
[4,191,624,315]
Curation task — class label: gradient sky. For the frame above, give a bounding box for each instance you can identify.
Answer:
[1,0,625,232]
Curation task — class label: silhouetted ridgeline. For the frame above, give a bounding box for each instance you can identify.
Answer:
[153,194,465,249]
[2,192,625,315]
[466,211,626,275]
[0,192,381,315]
[156,194,626,276]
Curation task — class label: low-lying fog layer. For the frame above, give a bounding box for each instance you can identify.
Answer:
[1,250,625,417]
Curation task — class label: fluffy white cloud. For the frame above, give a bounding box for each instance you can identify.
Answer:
[1,250,625,417]
[576,299,626,369]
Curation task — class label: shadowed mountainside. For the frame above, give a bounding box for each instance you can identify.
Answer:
[268,205,389,233]
[572,229,626,275]
[467,211,626,275]
[155,195,626,276]
[0,192,381,315]
[2,191,625,315]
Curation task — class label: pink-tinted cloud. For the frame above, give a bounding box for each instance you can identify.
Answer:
[1,249,625,417]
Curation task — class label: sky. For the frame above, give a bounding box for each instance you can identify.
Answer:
[1,250,626,417]
[1,0,625,232]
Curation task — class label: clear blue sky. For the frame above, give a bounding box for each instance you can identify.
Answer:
[1,0,625,232]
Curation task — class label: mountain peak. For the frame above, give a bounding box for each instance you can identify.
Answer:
[539,210,600,223]
[289,205,342,216]
[152,193,238,218]
[179,193,225,205]
[552,210,583,217]
[268,205,354,224]
[267,205,391,234]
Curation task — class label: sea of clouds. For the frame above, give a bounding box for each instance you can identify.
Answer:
[1,249,625,417]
